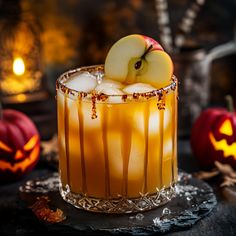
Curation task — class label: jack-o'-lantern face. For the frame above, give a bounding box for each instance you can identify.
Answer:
[0,109,41,183]
[209,119,236,160]
[191,99,236,170]
[0,135,40,173]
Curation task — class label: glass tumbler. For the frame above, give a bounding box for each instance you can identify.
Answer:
[56,65,178,213]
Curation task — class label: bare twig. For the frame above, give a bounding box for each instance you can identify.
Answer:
[155,0,207,52]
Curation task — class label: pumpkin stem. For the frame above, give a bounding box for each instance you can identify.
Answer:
[225,95,234,112]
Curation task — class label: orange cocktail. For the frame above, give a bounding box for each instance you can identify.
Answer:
[57,34,178,213]
[57,66,177,213]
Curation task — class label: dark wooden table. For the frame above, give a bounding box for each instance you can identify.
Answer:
[0,140,236,236]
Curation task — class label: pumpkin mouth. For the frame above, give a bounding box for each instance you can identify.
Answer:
[0,144,40,172]
[0,135,40,172]
[0,135,39,161]
[209,132,236,160]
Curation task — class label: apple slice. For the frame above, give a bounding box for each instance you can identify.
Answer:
[104,34,173,89]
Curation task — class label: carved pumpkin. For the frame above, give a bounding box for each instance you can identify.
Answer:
[191,96,236,170]
[0,109,40,183]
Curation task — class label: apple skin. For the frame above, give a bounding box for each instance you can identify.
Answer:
[142,35,164,51]
[104,34,173,89]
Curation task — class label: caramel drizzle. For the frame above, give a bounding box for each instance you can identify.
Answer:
[57,72,177,121]
[102,105,110,197]
[159,110,164,187]
[64,92,70,186]
[77,94,87,193]
[122,118,132,197]
[158,94,166,187]
[143,102,150,193]
[157,89,166,110]
[91,92,98,119]
[57,69,178,197]
[91,92,108,119]
[171,93,176,183]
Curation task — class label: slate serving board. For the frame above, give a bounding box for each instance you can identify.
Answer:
[19,172,217,235]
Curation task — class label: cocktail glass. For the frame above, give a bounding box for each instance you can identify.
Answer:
[56,65,178,213]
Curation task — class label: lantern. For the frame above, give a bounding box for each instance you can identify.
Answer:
[191,96,236,170]
[0,108,40,183]
[0,0,48,104]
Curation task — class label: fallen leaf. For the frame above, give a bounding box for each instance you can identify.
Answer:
[221,176,236,187]
[30,196,66,223]
[194,161,236,188]
[193,169,219,180]
[41,135,58,156]
[214,161,236,178]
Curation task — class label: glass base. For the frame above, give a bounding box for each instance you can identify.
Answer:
[59,183,176,214]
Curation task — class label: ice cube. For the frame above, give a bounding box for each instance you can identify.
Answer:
[95,79,123,93]
[66,72,97,93]
[128,134,145,179]
[100,87,124,96]
[148,108,170,134]
[162,208,171,215]
[97,86,124,103]
[123,83,156,94]
[106,131,123,177]
[163,138,172,159]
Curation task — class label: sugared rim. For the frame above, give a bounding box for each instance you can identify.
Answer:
[56,65,177,100]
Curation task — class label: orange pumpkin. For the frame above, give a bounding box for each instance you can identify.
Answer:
[191,96,236,170]
[0,109,40,183]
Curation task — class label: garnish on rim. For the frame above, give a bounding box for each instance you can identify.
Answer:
[104,34,173,89]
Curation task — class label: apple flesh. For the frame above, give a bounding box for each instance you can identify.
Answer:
[104,34,173,89]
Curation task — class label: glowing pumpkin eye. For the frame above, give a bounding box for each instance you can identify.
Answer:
[15,150,24,160]
[219,119,233,136]
[24,135,39,151]
[0,141,12,152]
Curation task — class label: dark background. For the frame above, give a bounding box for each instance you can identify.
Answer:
[1,0,236,140]
[0,1,236,235]
[1,0,236,99]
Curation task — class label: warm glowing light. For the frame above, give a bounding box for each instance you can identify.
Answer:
[16,94,27,102]
[24,135,39,151]
[219,119,233,136]
[0,141,12,152]
[15,150,24,160]
[0,144,40,172]
[209,133,236,160]
[13,57,25,76]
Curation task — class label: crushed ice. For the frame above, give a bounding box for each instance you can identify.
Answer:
[93,70,104,84]
[175,184,199,197]
[19,171,216,233]
[152,172,214,232]
[162,207,171,215]
[129,213,144,221]
[19,172,59,193]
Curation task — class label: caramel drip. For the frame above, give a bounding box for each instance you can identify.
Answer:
[171,93,176,183]
[157,89,166,110]
[91,93,97,119]
[77,98,87,193]
[122,117,132,197]
[102,105,110,197]
[159,109,164,187]
[143,102,150,193]
[64,93,70,186]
